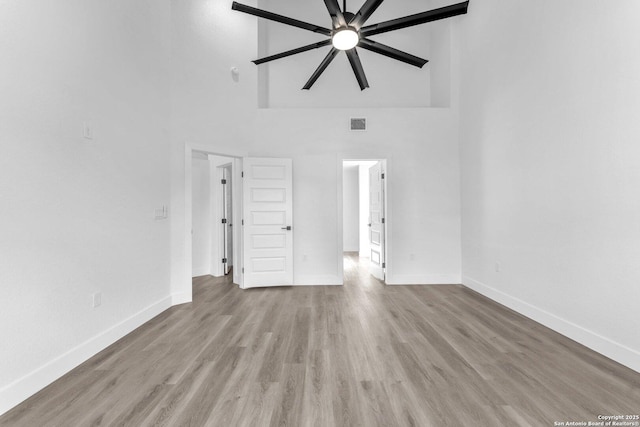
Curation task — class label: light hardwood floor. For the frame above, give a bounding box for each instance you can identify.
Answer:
[2,254,639,426]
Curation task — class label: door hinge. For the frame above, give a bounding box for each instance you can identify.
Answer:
[242,219,244,225]
[381,173,385,179]
[242,267,244,273]
[222,258,227,264]
[221,179,227,184]
[241,171,244,178]
[382,262,386,268]
[382,218,385,224]
[222,218,227,224]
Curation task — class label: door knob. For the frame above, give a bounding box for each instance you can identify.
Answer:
[281,226,292,230]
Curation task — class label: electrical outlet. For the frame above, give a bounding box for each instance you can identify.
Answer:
[410,253,416,261]
[92,292,102,308]
[495,262,501,273]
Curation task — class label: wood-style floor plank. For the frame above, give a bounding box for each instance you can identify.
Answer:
[2,255,639,426]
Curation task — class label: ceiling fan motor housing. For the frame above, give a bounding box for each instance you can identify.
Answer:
[342,11,355,23]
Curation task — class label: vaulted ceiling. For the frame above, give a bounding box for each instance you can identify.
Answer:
[253,0,457,108]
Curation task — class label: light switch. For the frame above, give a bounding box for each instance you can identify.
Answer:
[83,122,93,140]
[92,292,101,308]
[154,205,168,220]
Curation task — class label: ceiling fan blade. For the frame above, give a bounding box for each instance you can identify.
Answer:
[302,48,339,90]
[232,2,332,36]
[360,1,469,37]
[358,38,428,68]
[253,40,333,65]
[349,0,384,30]
[346,48,370,91]
[322,0,346,29]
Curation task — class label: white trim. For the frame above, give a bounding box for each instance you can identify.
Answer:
[209,156,222,278]
[171,291,192,306]
[382,159,390,283]
[183,144,194,303]
[386,274,461,285]
[191,266,210,278]
[336,154,344,283]
[0,296,173,416]
[208,156,232,278]
[463,275,640,374]
[294,275,343,286]
[232,158,243,287]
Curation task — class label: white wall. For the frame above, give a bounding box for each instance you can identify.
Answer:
[252,108,462,285]
[169,0,256,302]
[191,154,211,276]
[170,0,462,295]
[249,0,463,285]
[0,0,172,414]
[260,0,434,108]
[458,0,640,372]
[342,166,360,252]
[0,0,464,416]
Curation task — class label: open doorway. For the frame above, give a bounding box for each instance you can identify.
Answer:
[342,160,387,284]
[192,152,212,277]
[186,150,295,293]
[190,152,242,286]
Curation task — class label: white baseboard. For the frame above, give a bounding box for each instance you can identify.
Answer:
[386,274,461,285]
[171,291,192,306]
[293,275,343,286]
[463,275,640,374]
[0,295,173,416]
[191,266,210,277]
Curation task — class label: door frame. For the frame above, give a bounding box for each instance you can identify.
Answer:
[210,160,233,278]
[338,158,391,284]
[185,144,244,290]
[221,164,233,275]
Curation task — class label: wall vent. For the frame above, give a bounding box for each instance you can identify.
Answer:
[350,118,367,131]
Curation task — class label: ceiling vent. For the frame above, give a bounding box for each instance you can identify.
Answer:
[350,118,367,131]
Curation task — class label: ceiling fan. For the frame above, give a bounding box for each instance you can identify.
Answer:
[231,0,469,90]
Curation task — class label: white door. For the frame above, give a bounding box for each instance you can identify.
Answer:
[243,157,293,288]
[232,158,243,287]
[369,162,385,281]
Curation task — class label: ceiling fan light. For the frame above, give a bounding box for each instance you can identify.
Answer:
[332,28,359,50]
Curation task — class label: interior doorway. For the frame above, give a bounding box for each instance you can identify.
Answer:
[186,150,296,293]
[190,152,242,286]
[191,152,212,277]
[342,160,387,283]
